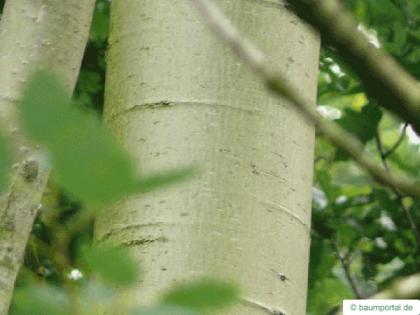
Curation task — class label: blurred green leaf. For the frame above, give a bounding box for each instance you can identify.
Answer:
[308,241,336,286]
[388,139,420,177]
[79,281,117,315]
[330,162,372,196]
[307,278,353,315]
[20,71,138,205]
[80,244,139,286]
[12,285,70,315]
[20,71,194,206]
[161,280,238,312]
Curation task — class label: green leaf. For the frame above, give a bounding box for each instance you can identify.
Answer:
[20,70,195,206]
[20,71,138,205]
[11,285,70,315]
[21,71,138,205]
[161,280,238,312]
[330,161,372,196]
[0,134,11,192]
[308,240,336,286]
[80,244,139,286]
[79,281,117,315]
[20,71,71,142]
[337,104,382,144]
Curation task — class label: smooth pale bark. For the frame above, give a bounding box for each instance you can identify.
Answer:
[0,1,94,314]
[97,1,319,314]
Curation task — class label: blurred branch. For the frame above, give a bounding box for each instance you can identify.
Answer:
[191,0,420,199]
[374,131,420,248]
[286,0,420,134]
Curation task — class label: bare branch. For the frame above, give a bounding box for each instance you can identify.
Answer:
[286,0,420,134]
[191,0,420,199]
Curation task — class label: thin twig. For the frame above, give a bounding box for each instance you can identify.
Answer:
[375,132,391,173]
[383,123,408,159]
[191,0,420,199]
[331,241,362,299]
[375,131,420,248]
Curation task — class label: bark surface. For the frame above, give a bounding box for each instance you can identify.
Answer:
[0,1,94,314]
[97,1,319,314]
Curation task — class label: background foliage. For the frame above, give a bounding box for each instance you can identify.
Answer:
[0,0,419,314]
[310,0,420,313]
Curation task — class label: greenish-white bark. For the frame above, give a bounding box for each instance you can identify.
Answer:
[97,1,319,314]
[0,1,94,314]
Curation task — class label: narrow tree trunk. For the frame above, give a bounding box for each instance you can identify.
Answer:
[0,1,95,314]
[97,1,319,314]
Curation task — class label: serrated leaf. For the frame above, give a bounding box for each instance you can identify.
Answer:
[80,245,139,286]
[161,280,238,312]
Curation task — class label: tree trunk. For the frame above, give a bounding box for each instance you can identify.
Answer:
[96,1,319,314]
[0,1,94,314]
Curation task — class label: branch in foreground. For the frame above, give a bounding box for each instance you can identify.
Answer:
[191,0,420,199]
[286,0,420,134]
